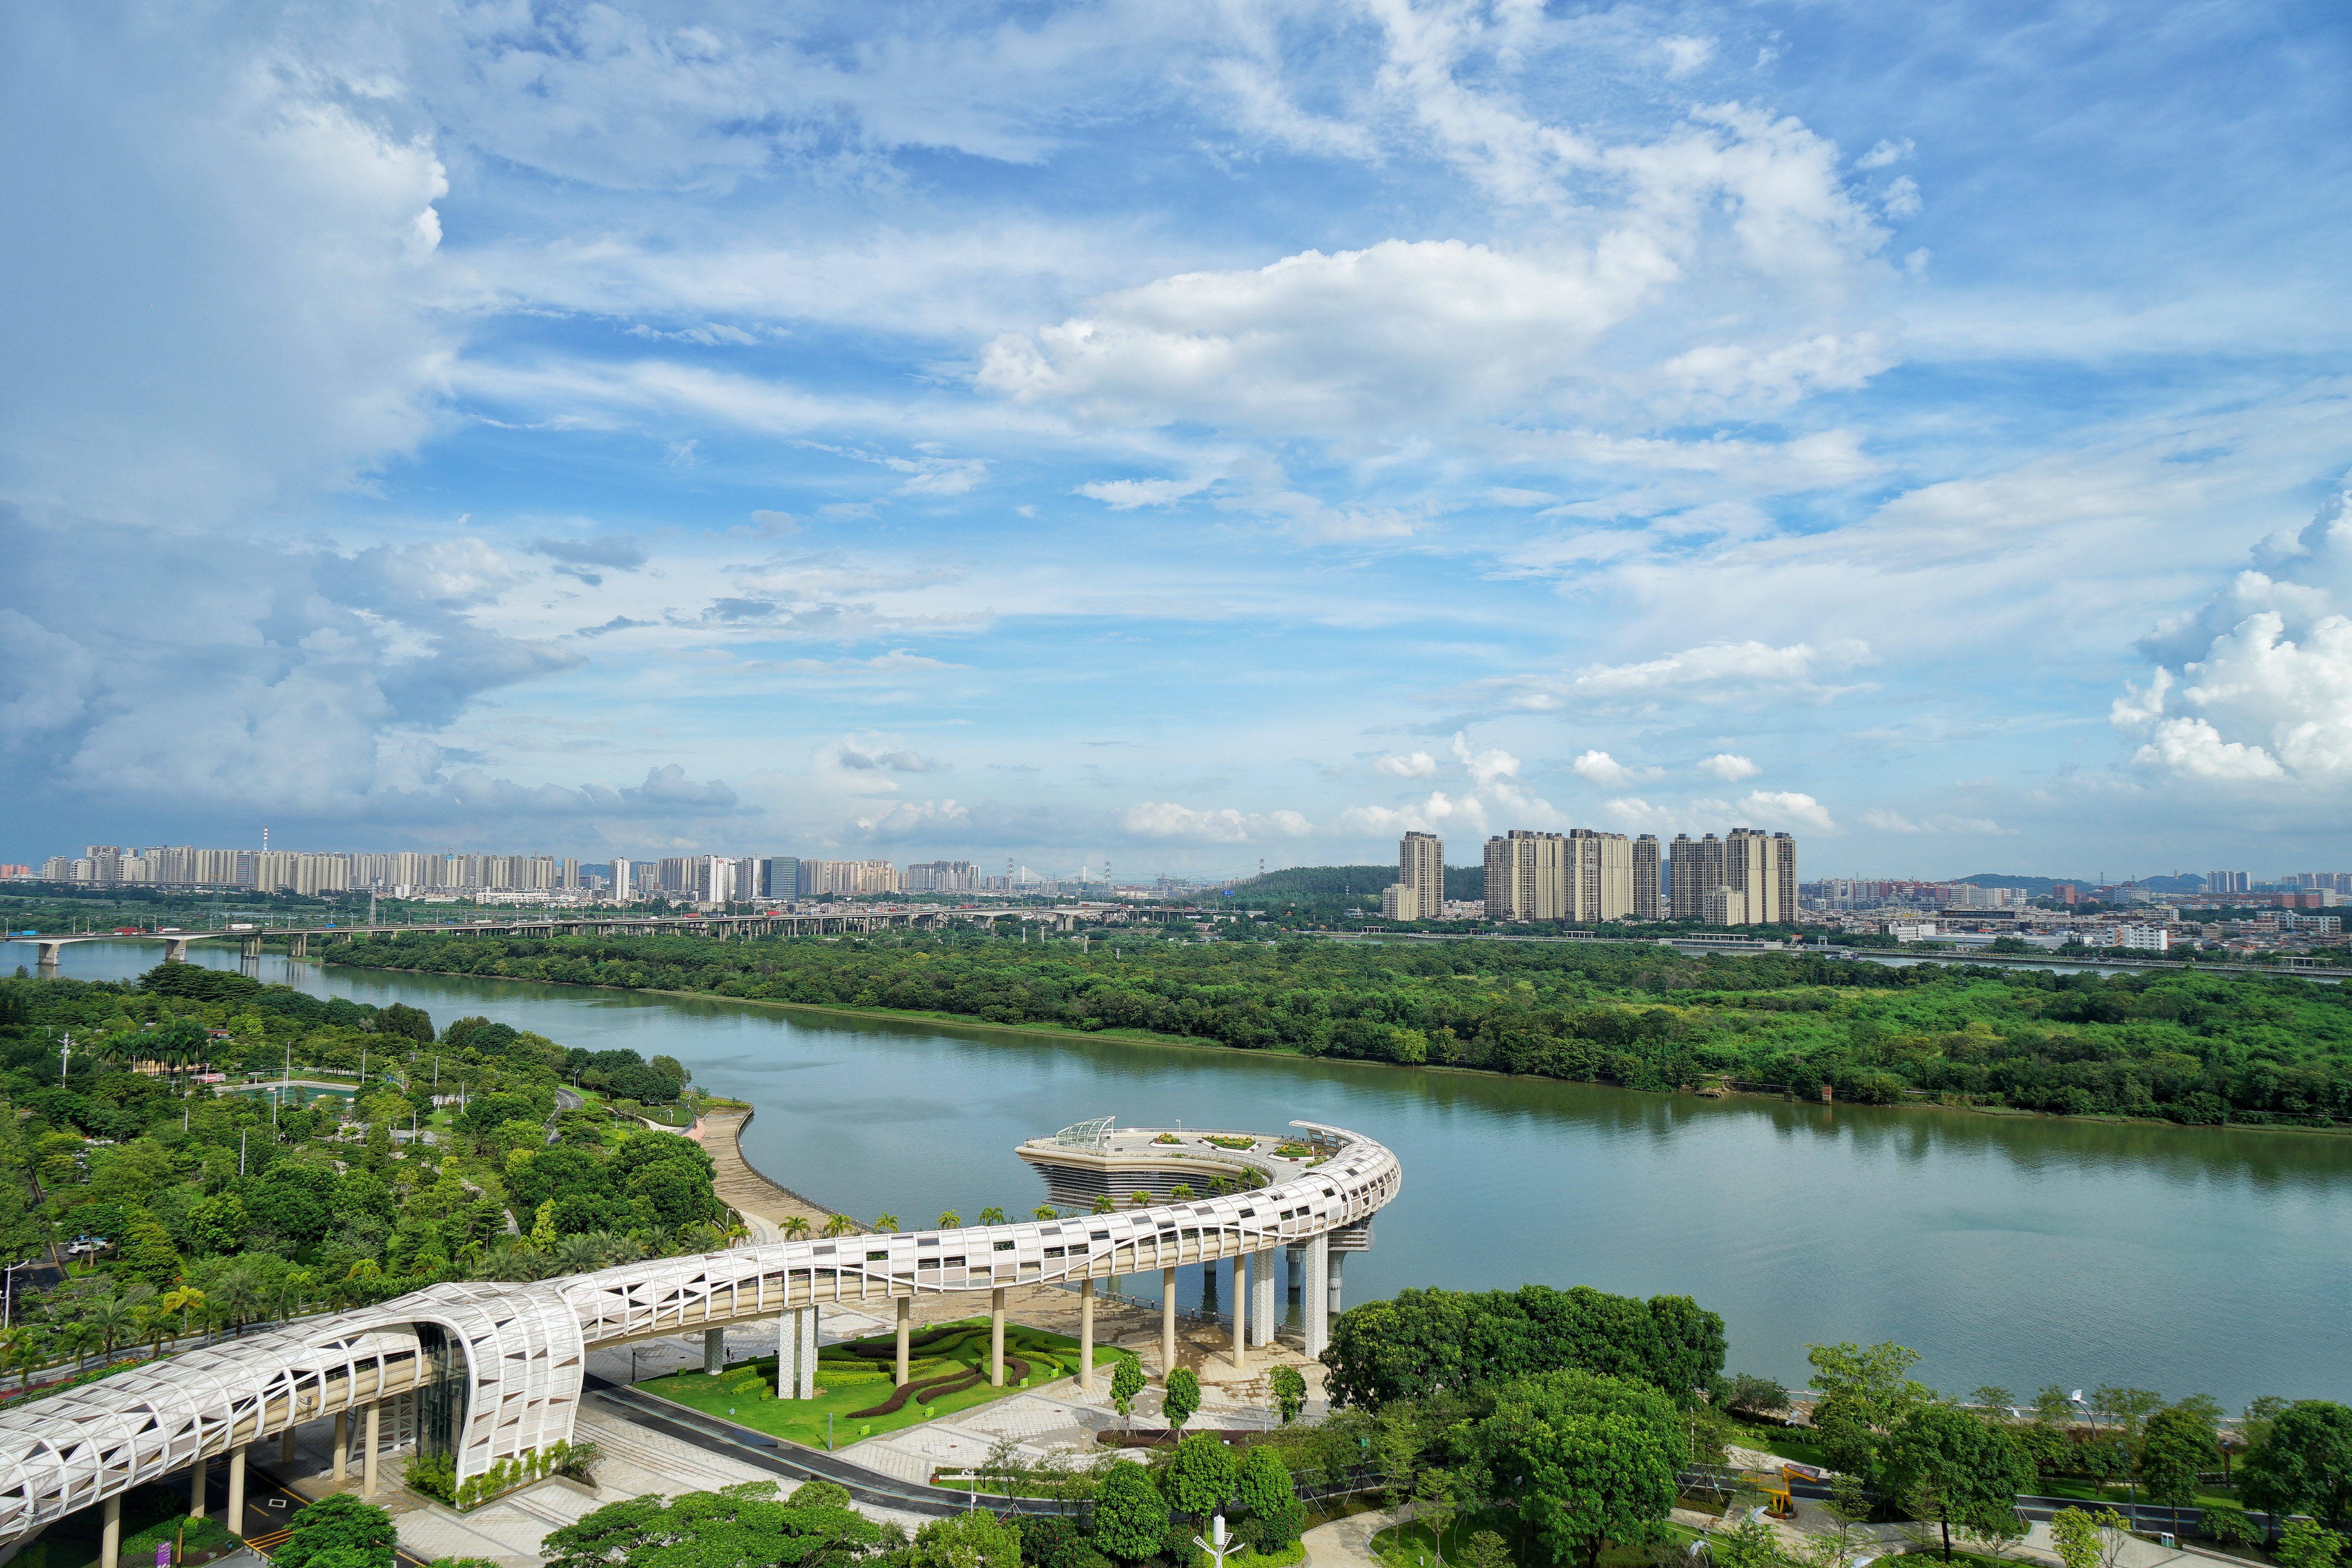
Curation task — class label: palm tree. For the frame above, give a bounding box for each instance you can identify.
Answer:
[978,1206,1006,1226]
[1091,1195,1116,1215]
[556,1234,608,1275]
[1032,1205,1058,1221]
[822,1213,854,1238]
[1170,1184,1194,1202]
[783,1215,811,1240]
[1128,1191,1151,1208]
[162,1284,205,1343]
[214,1265,266,1336]
[79,1291,137,1364]
[871,1213,899,1234]
[937,1210,961,1230]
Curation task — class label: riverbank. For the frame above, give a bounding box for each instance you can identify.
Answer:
[321,956,2352,1140]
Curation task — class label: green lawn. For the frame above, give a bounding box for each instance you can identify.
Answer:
[636,1316,1121,1450]
[1726,1422,1832,1469]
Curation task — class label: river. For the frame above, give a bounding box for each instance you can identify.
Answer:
[10,939,2350,1407]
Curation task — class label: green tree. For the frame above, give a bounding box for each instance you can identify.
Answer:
[2277,1518,2347,1568]
[1169,1432,1236,1518]
[2140,1402,2219,1533]
[912,1511,1022,1568]
[1806,1342,1932,1491]
[2090,1387,2165,1441]
[2050,1508,2131,1568]
[1469,1368,1680,1568]
[186,1192,247,1256]
[978,1207,1006,1226]
[278,1493,398,1568]
[1163,1367,1202,1434]
[1033,1205,1058,1221]
[1091,1196,1116,1215]
[871,1213,899,1233]
[1093,1459,1171,1561]
[1110,1354,1146,1428]
[541,1481,880,1568]
[1270,1364,1307,1425]
[1887,1404,2035,1560]
[938,1211,961,1230]
[1457,1532,1514,1568]
[1236,1444,1304,1553]
[2241,1401,2352,1529]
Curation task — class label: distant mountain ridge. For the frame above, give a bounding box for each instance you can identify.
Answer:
[1956,872,2207,893]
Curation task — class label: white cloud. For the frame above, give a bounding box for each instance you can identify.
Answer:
[1740,791,1838,834]
[1882,176,1922,220]
[1570,749,1662,787]
[1856,138,1915,170]
[1696,753,1760,781]
[2112,479,2352,785]
[1470,639,1875,711]
[1076,476,1214,509]
[1863,808,2014,835]
[1122,802,1313,841]
[1372,751,1439,778]
[1658,35,1714,78]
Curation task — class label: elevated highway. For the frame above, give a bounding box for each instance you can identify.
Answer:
[0,1119,1401,1557]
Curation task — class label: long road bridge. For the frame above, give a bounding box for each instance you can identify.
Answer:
[0,1119,1400,1561]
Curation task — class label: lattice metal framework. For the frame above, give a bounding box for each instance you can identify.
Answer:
[0,1121,1399,1546]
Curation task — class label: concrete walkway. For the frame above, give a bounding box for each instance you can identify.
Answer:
[1303,1508,1400,1568]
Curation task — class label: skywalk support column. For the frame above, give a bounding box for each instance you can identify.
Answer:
[332,1412,347,1481]
[990,1288,1007,1386]
[281,1425,296,1464]
[189,1455,207,1519]
[1078,1279,1095,1392]
[1160,1267,1177,1379]
[1232,1252,1248,1371]
[363,1404,381,1496]
[895,1296,912,1385]
[1251,1248,1276,1346]
[102,1494,120,1568]
[1303,1233,1329,1359]
[227,1445,246,1538]
[797,1306,819,1399]
[704,1325,725,1374]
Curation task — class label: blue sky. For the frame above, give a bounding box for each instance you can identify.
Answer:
[4,0,2349,880]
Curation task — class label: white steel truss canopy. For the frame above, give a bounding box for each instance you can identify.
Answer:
[0,1121,1399,1545]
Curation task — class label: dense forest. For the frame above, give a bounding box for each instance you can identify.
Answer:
[327,929,2352,1126]
[0,965,736,1383]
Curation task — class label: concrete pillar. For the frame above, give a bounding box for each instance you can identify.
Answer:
[895,1296,912,1386]
[102,1494,120,1568]
[281,1424,296,1464]
[226,1445,246,1538]
[1328,1251,1346,1314]
[1160,1267,1177,1379]
[164,938,188,963]
[362,1403,380,1497]
[1232,1252,1249,1371]
[189,1455,207,1520]
[1078,1279,1095,1392]
[787,1306,817,1400]
[1303,1234,1329,1359]
[704,1325,725,1374]
[1252,1248,1277,1346]
[332,1411,347,1481]
[989,1288,1007,1386]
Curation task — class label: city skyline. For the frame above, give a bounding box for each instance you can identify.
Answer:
[4,3,2348,875]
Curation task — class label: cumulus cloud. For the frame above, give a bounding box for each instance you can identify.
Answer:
[1602,790,1838,835]
[1339,733,1564,841]
[1570,750,1663,787]
[1371,751,1440,778]
[2112,479,2352,785]
[830,735,944,773]
[1122,802,1313,841]
[1696,753,1760,781]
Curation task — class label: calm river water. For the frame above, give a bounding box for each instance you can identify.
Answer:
[11,939,2350,1407]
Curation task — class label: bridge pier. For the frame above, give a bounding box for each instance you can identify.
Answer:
[188,1454,207,1520]
[290,933,308,960]
[895,1297,911,1386]
[703,1326,724,1375]
[1302,1234,1329,1359]
[1160,1267,1176,1379]
[989,1288,1006,1386]
[1077,1279,1095,1392]
[101,1495,118,1568]
[1232,1253,1248,1371]
[1251,1248,1276,1346]
[1327,1251,1345,1315]
[226,1445,245,1539]
[362,1402,379,1496]
[163,938,189,963]
[779,1306,817,1399]
[332,1411,347,1480]
[35,941,63,972]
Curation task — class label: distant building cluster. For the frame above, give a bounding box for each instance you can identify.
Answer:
[1379,825,1798,928]
[38,844,587,896]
